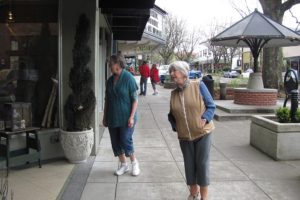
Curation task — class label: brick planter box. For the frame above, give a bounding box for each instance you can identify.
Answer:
[250,115,300,160]
[234,88,278,106]
[214,88,235,100]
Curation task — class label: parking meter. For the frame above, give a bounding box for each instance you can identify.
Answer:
[283,69,299,122]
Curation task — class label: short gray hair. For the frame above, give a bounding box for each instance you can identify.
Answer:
[169,61,190,78]
[110,54,126,69]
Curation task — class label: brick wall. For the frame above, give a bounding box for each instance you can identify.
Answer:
[214,88,235,100]
[234,90,277,106]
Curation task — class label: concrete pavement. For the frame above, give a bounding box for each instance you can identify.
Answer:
[79,84,300,200]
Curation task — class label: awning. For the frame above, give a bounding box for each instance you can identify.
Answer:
[99,0,155,41]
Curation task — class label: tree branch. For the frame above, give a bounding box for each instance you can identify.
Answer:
[281,0,300,12]
[288,9,300,30]
[230,0,249,18]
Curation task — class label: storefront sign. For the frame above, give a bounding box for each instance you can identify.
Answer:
[136,45,153,53]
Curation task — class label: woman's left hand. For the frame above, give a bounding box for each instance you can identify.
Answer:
[128,117,134,128]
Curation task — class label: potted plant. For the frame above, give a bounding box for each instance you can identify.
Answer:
[60,14,96,163]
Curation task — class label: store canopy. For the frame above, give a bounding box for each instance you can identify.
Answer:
[99,0,155,40]
[211,9,300,72]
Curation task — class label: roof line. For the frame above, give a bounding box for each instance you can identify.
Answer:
[242,11,256,36]
[153,4,167,15]
[212,11,254,41]
[255,10,300,38]
[256,11,284,37]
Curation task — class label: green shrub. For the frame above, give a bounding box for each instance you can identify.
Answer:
[222,67,231,72]
[295,109,300,122]
[229,79,240,88]
[276,107,290,123]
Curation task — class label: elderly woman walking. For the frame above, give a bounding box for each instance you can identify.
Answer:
[103,54,140,176]
[168,61,215,200]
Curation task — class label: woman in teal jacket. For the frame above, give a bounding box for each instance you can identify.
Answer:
[103,54,140,176]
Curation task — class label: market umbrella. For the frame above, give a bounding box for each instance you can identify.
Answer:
[211,9,300,73]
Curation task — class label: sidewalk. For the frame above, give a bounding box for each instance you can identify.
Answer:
[80,84,300,200]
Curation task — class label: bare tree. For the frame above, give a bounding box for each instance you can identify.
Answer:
[259,0,300,89]
[176,29,202,63]
[202,20,239,70]
[288,9,300,31]
[229,0,252,17]
[222,47,240,67]
[158,14,185,64]
[208,44,224,67]
[203,20,224,67]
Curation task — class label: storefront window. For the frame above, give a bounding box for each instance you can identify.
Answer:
[0,0,58,128]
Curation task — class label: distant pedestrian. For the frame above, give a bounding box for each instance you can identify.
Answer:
[150,64,160,95]
[138,60,150,96]
[168,61,216,200]
[103,54,140,177]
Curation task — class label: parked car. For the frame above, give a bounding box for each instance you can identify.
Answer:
[189,70,202,79]
[159,65,169,83]
[242,68,254,78]
[223,70,241,78]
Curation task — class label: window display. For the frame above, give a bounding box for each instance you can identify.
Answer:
[0,0,58,129]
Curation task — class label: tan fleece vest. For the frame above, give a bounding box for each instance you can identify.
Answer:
[170,81,215,141]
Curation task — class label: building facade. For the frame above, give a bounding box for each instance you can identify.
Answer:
[117,5,167,67]
[0,0,156,163]
[195,43,242,72]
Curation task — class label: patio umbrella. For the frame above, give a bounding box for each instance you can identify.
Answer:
[211,9,300,73]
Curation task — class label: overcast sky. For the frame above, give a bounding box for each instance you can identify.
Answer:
[155,0,300,32]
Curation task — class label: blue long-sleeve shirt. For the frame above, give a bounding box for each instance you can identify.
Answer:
[199,81,216,122]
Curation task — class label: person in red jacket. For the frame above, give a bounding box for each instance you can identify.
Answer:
[150,64,160,95]
[138,61,150,96]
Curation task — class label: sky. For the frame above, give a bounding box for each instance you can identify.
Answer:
[155,0,300,33]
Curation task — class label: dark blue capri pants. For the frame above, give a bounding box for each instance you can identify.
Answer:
[108,125,135,157]
[179,133,212,187]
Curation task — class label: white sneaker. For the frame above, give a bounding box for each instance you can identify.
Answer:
[187,192,200,200]
[131,160,140,176]
[115,163,129,176]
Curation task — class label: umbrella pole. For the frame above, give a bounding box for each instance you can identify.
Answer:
[244,38,269,73]
[253,56,258,73]
[244,39,267,89]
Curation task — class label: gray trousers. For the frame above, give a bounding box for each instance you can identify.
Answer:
[179,133,212,186]
[140,76,148,95]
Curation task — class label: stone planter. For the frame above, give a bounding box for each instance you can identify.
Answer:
[60,128,94,163]
[250,115,300,160]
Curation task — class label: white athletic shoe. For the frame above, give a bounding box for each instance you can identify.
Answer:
[131,160,140,176]
[115,163,129,176]
[187,192,200,200]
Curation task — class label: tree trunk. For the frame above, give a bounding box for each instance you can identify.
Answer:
[259,0,284,89]
[262,47,283,88]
